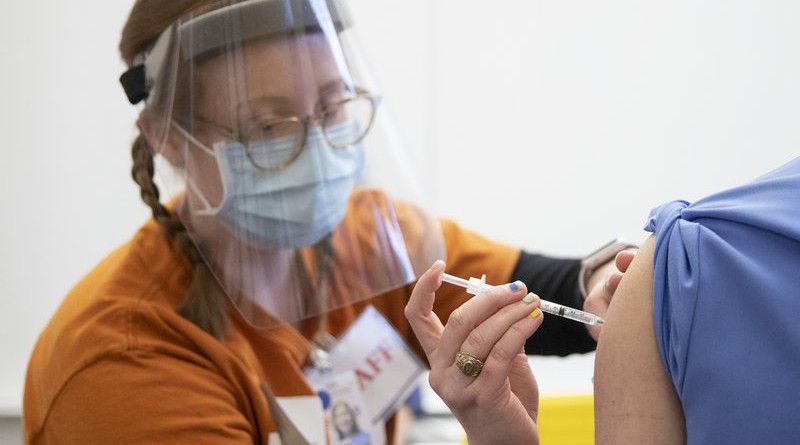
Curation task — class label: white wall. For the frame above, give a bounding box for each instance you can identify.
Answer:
[0,0,146,416]
[2,0,799,421]
[427,0,800,395]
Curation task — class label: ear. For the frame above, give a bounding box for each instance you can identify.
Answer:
[137,114,186,168]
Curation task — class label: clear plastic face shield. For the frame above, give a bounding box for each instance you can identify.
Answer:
[124,0,445,329]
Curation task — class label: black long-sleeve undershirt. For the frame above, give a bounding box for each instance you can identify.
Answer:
[512,252,597,356]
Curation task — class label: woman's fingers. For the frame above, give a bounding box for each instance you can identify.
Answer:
[615,249,637,272]
[436,282,528,368]
[585,275,618,341]
[471,308,544,392]
[604,272,624,297]
[508,348,539,421]
[404,260,447,360]
[457,294,541,378]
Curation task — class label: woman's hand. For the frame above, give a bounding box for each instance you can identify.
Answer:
[583,250,637,340]
[404,261,544,445]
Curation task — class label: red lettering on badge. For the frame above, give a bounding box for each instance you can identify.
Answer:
[378,342,393,361]
[355,341,396,390]
[355,368,374,390]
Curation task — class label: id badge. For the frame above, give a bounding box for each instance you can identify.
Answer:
[313,372,382,445]
[306,306,425,423]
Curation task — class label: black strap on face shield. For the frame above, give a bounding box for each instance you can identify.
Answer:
[120,64,148,105]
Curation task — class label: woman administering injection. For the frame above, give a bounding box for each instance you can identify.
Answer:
[404,256,633,445]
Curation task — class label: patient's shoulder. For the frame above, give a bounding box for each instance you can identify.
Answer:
[641,157,800,442]
[645,158,800,369]
[594,236,686,445]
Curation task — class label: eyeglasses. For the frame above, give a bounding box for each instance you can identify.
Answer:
[193,85,381,171]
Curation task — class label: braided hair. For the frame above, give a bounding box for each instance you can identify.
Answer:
[131,133,230,338]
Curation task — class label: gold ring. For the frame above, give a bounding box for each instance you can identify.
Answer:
[455,351,484,377]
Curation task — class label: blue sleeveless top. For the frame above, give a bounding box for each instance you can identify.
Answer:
[645,157,800,444]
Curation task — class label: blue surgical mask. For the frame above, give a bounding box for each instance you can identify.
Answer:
[182,122,364,250]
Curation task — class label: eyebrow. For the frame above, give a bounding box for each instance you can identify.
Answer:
[318,80,349,98]
[236,79,350,118]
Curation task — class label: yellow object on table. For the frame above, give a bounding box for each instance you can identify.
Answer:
[537,395,594,444]
[461,395,594,445]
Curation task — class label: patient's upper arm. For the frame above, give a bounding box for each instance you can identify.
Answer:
[594,236,685,444]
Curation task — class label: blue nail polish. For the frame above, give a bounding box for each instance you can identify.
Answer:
[509,282,519,291]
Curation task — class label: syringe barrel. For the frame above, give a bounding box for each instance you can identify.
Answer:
[539,300,603,325]
[441,272,603,325]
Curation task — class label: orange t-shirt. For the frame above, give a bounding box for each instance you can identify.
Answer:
[23,199,519,444]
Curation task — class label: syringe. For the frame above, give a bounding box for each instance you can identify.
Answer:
[441,273,604,326]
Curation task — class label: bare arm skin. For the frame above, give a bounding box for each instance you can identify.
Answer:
[594,236,686,444]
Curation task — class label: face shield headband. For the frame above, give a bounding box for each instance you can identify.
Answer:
[120,0,354,105]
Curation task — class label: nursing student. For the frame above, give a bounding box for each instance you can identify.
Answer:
[23,1,628,443]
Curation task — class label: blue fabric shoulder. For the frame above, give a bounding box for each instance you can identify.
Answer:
[644,157,800,444]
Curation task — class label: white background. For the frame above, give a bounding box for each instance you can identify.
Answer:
[2,0,799,417]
